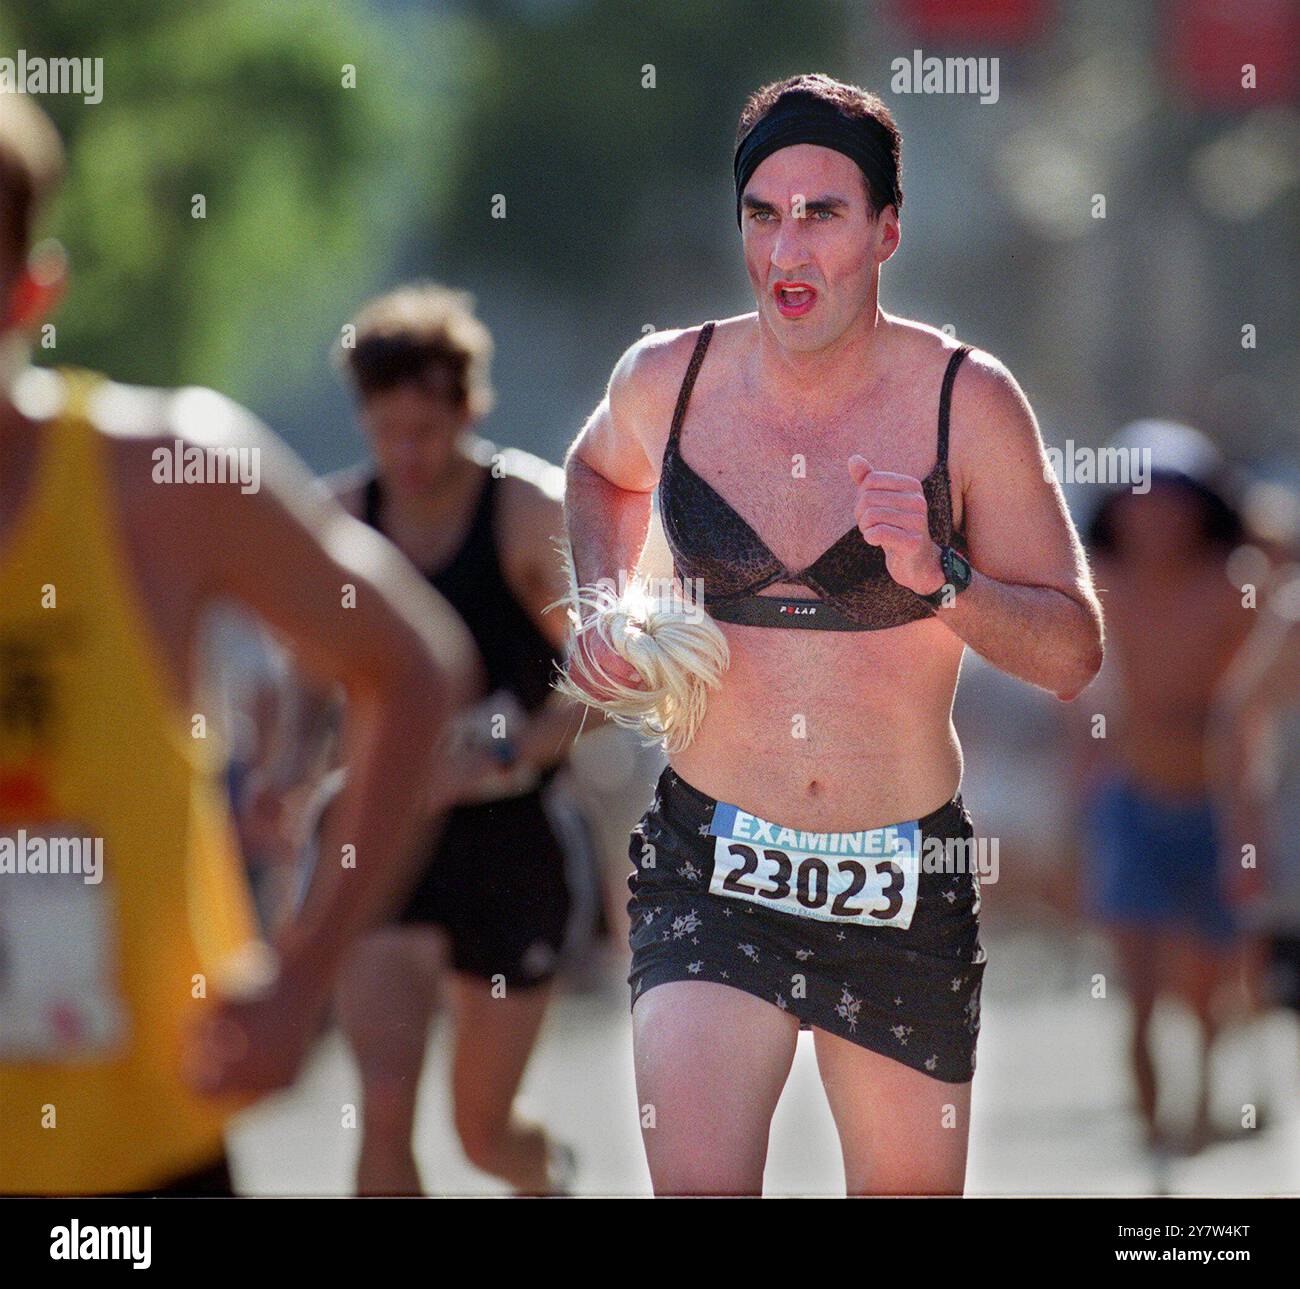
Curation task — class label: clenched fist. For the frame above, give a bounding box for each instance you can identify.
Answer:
[848,454,944,596]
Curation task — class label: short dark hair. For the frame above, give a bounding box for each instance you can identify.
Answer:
[735,73,902,216]
[1086,474,1246,557]
[338,282,494,417]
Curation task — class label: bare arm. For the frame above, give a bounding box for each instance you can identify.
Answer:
[561,331,691,698]
[187,397,481,988]
[564,332,680,590]
[915,353,1103,700]
[496,463,598,769]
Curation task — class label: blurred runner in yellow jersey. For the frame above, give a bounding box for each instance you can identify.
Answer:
[0,95,479,1195]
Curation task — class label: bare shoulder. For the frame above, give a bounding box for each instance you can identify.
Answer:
[953,352,1044,491]
[80,377,270,480]
[707,312,758,348]
[913,325,1038,457]
[608,322,715,431]
[491,446,566,561]
[60,379,258,534]
[92,377,263,448]
[78,377,338,540]
[954,346,1031,419]
[485,443,564,505]
[574,319,737,490]
[892,319,1028,409]
[494,446,563,525]
[27,374,331,608]
[14,369,182,474]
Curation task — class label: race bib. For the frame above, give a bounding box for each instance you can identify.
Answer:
[0,824,128,1062]
[707,802,921,929]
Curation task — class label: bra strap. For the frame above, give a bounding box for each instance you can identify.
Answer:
[937,345,972,467]
[667,321,716,452]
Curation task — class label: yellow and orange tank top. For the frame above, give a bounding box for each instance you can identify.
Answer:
[0,373,262,1193]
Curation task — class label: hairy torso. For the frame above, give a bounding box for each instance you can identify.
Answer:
[652,316,970,830]
[1093,556,1249,794]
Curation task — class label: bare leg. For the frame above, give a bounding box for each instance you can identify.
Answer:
[812,1027,973,1195]
[1168,931,1231,1152]
[336,926,444,1195]
[632,981,800,1196]
[448,973,556,1194]
[1112,927,1161,1145]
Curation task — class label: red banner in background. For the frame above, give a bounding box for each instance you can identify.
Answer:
[1167,0,1300,109]
[894,0,1051,45]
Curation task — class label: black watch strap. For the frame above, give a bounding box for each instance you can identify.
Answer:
[920,546,972,608]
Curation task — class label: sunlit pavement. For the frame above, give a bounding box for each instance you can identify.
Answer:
[230,927,1300,1197]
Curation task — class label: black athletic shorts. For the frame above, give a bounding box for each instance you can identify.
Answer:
[627,766,988,1083]
[399,775,601,989]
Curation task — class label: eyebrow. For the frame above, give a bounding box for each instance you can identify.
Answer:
[741,193,851,215]
[804,195,850,213]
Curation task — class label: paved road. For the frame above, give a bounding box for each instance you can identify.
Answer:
[229,926,1300,1197]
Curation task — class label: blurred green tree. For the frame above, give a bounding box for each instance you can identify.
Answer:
[0,0,463,399]
[431,0,849,298]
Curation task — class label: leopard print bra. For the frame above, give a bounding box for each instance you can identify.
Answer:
[659,322,970,631]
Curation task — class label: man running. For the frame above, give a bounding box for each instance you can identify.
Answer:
[1078,422,1254,1153]
[0,95,476,1196]
[561,74,1104,1196]
[281,284,599,1195]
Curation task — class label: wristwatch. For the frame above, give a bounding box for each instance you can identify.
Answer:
[918,546,973,608]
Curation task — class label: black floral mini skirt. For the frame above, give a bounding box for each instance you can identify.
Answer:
[627,766,987,1083]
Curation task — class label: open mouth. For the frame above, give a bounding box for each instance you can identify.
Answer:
[774,282,817,318]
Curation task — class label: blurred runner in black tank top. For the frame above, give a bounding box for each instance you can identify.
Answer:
[286,284,599,1195]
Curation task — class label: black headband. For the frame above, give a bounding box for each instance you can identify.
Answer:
[733,91,899,227]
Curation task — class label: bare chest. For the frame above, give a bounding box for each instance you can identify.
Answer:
[1102,571,1241,699]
